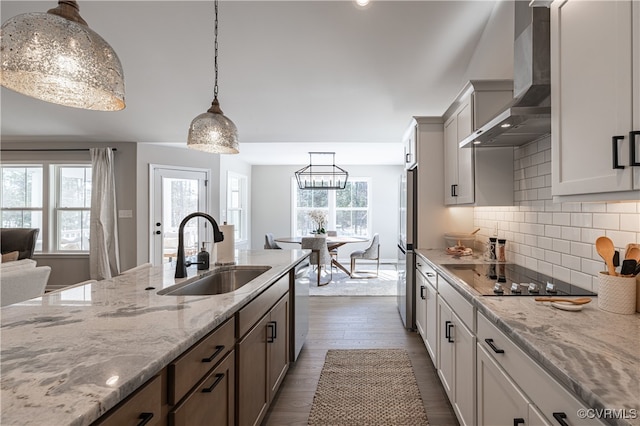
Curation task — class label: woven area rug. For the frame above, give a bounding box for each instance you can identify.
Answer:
[308,263,398,296]
[308,349,429,425]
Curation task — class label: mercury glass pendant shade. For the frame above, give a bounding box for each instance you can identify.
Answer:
[0,1,125,111]
[187,98,239,154]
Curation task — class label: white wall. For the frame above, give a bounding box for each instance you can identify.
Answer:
[464,0,514,81]
[474,136,640,292]
[251,164,404,261]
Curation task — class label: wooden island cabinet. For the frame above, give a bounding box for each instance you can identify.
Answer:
[92,271,293,426]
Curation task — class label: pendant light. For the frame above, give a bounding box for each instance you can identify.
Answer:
[187,0,239,154]
[0,1,125,111]
[295,152,349,190]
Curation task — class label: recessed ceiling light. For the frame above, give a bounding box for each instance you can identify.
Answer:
[500,123,512,128]
[356,0,370,6]
[473,141,481,145]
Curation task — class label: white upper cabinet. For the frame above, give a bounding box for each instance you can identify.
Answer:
[403,123,418,170]
[551,0,640,199]
[444,80,515,206]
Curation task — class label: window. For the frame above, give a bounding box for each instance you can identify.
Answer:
[55,166,92,251]
[226,172,248,243]
[0,163,92,253]
[292,178,371,237]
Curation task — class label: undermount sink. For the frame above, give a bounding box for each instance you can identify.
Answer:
[158,265,272,296]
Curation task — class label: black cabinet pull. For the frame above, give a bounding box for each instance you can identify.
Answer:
[420,285,426,300]
[406,153,411,164]
[630,131,640,166]
[445,321,454,343]
[202,345,225,363]
[451,184,458,197]
[267,321,276,343]
[513,418,525,426]
[553,412,569,426]
[612,135,625,169]
[136,413,154,426]
[202,373,225,393]
[426,272,435,278]
[484,338,505,354]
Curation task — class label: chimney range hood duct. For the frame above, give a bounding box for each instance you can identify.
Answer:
[460,2,551,148]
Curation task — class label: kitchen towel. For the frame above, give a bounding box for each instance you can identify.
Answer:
[216,224,235,265]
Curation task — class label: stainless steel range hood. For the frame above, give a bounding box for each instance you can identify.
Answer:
[460,3,551,148]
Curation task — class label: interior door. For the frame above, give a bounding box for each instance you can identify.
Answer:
[151,166,209,265]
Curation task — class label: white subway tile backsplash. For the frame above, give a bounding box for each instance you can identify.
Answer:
[606,230,638,249]
[552,239,571,254]
[570,270,593,291]
[552,265,571,282]
[570,213,593,228]
[620,214,640,232]
[561,226,582,242]
[570,241,592,258]
[606,202,637,213]
[553,213,571,226]
[582,203,607,213]
[545,250,562,264]
[476,140,640,295]
[561,253,581,271]
[592,214,620,230]
[538,261,553,276]
[545,225,562,238]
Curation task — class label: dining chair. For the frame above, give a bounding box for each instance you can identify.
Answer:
[326,230,338,267]
[301,237,332,286]
[264,233,282,249]
[350,233,380,278]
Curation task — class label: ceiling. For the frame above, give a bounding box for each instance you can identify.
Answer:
[0,1,510,165]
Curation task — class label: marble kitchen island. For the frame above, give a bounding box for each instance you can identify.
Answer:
[0,249,309,426]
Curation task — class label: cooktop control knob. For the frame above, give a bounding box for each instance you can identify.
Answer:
[528,283,540,293]
[510,283,522,293]
[546,282,557,293]
[493,283,504,294]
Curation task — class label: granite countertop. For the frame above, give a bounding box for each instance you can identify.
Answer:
[0,249,309,426]
[416,249,640,426]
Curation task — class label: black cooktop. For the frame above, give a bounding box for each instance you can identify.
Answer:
[441,263,597,296]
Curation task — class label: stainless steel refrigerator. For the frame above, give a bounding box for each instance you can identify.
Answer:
[397,167,416,330]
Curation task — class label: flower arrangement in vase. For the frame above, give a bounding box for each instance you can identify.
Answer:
[308,210,328,236]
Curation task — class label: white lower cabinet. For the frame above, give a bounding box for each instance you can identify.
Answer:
[437,290,475,426]
[477,312,606,426]
[477,344,551,426]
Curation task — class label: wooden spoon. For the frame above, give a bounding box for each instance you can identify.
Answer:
[535,297,592,305]
[595,236,617,276]
[625,246,640,262]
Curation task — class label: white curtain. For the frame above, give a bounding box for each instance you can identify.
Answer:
[90,148,120,280]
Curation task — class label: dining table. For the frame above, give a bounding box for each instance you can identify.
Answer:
[275,235,369,275]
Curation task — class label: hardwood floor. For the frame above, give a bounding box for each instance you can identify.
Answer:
[263,296,459,426]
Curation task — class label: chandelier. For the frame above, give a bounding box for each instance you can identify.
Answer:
[295,152,349,190]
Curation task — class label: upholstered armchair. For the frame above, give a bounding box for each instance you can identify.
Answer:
[1,228,39,260]
[350,233,380,278]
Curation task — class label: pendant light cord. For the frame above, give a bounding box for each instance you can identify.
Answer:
[213,0,219,101]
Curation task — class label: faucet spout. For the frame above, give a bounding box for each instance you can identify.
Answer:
[175,212,224,278]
